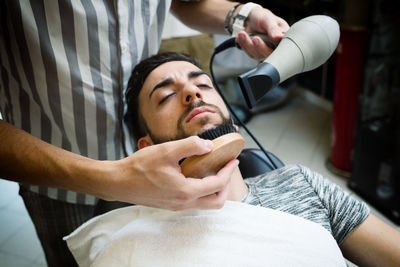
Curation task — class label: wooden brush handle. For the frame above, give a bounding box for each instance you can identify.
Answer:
[180,133,245,178]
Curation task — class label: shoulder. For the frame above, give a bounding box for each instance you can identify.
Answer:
[244,164,310,186]
[244,164,323,205]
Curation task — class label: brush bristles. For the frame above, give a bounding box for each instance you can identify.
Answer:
[198,125,237,140]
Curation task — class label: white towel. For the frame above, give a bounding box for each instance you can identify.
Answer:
[64,201,346,267]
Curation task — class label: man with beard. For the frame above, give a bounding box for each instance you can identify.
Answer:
[123,52,400,266]
[0,1,290,264]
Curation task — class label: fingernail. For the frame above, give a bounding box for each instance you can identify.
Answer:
[237,34,244,43]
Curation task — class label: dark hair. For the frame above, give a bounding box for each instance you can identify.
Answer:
[125,52,202,143]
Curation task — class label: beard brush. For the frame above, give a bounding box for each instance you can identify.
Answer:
[180,125,245,178]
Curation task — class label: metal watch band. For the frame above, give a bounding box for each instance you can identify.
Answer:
[224,3,242,35]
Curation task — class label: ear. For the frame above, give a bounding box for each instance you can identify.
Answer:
[137,135,154,149]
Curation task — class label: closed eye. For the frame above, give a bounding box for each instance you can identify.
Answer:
[158,93,175,105]
[198,84,212,89]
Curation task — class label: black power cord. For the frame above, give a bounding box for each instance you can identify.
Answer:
[209,37,279,170]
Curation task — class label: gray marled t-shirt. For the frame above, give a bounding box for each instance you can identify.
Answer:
[241,164,370,245]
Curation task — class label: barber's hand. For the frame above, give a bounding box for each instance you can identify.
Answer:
[104,136,238,210]
[236,7,289,61]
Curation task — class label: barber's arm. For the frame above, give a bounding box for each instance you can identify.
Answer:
[171,0,289,60]
[0,120,237,210]
[340,214,400,266]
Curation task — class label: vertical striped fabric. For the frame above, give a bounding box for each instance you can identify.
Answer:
[0,0,171,205]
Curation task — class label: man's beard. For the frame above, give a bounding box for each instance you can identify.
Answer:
[147,100,233,144]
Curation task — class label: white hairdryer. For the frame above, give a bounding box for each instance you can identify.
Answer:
[238,15,340,108]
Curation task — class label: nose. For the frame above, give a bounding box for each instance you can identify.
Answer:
[182,84,203,105]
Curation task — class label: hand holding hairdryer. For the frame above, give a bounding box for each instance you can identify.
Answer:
[238,15,340,108]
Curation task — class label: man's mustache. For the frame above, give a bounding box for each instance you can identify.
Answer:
[177,100,220,127]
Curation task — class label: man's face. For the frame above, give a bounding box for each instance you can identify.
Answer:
[138,60,231,147]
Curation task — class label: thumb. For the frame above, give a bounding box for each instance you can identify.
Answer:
[166,136,213,162]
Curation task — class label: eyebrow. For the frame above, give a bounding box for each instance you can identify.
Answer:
[149,70,208,99]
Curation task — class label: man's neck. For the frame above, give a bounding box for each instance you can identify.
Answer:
[227,167,248,201]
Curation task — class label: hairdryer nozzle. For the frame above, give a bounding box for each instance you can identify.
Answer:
[237,62,280,109]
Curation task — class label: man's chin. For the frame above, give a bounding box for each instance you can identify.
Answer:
[185,122,221,137]
[198,125,220,135]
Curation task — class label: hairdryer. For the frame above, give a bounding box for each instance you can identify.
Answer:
[238,15,340,109]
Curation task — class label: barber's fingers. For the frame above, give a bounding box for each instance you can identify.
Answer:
[238,7,289,61]
[236,31,273,61]
[162,136,214,163]
[247,7,289,40]
[254,14,288,40]
[262,17,289,40]
[189,182,231,210]
[181,159,239,209]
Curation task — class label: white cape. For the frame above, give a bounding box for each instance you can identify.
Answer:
[64,201,346,267]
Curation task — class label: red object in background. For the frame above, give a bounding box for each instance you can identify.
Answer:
[330,28,369,173]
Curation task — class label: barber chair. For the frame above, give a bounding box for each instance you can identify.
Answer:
[238,148,284,178]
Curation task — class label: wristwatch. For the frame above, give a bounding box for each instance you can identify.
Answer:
[231,2,261,37]
[224,3,242,34]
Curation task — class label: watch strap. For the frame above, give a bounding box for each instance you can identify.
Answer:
[231,2,261,37]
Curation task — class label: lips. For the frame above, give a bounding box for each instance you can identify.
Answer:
[186,107,214,123]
